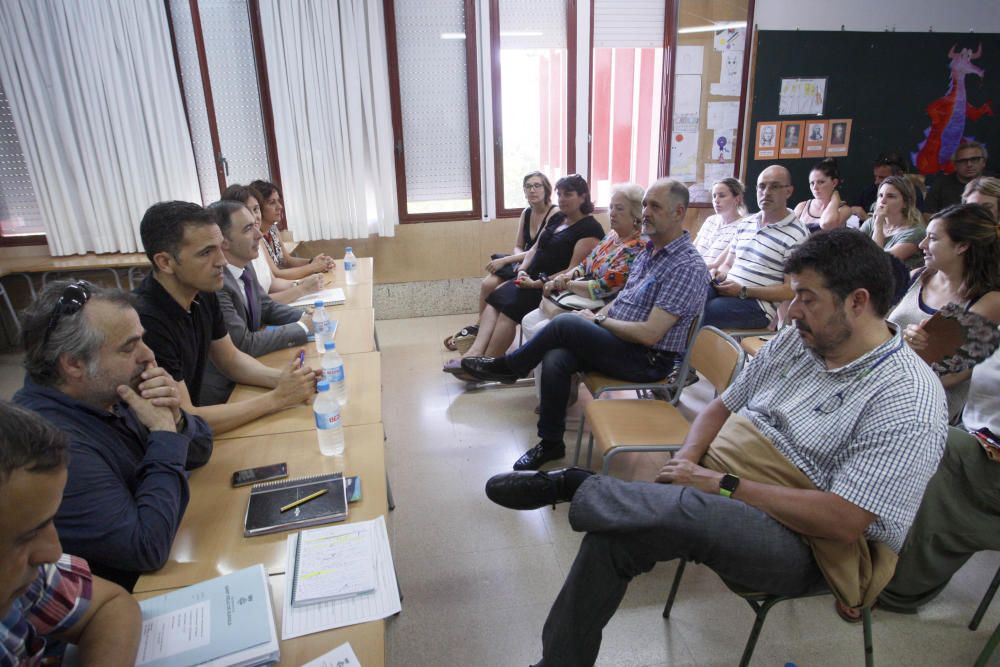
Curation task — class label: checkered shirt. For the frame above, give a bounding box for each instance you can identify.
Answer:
[608,232,709,353]
[726,210,809,318]
[721,326,948,552]
[1,555,92,665]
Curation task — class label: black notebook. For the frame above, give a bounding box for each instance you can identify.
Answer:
[243,472,348,537]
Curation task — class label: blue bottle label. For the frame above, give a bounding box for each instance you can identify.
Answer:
[315,411,341,429]
[323,366,345,383]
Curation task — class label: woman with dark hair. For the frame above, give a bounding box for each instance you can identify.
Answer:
[249,179,335,282]
[221,184,324,305]
[444,171,558,351]
[860,175,927,269]
[444,174,603,372]
[793,158,852,232]
[891,203,1000,421]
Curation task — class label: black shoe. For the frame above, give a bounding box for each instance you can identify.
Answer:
[485,467,591,510]
[461,356,520,384]
[513,442,566,471]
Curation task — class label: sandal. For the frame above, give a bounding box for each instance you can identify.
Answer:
[444,324,479,351]
[834,599,865,624]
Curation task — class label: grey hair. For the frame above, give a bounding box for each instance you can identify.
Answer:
[20,281,136,387]
[650,177,690,210]
[609,182,645,225]
[954,140,988,162]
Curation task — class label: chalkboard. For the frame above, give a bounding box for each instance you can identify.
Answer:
[744,30,998,212]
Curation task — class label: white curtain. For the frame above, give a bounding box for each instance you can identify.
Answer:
[0,0,200,256]
[259,0,398,240]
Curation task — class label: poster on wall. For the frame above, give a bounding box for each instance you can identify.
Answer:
[676,45,704,75]
[711,129,735,161]
[826,119,852,156]
[803,120,828,157]
[710,50,744,96]
[779,121,804,158]
[778,78,827,116]
[714,28,745,52]
[755,121,779,160]
[704,163,735,191]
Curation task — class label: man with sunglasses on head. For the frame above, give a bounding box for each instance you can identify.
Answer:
[133,201,317,435]
[924,141,990,217]
[13,281,213,591]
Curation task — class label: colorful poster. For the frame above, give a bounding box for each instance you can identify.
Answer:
[778,78,827,116]
[711,129,735,161]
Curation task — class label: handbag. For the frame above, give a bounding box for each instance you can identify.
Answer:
[490,253,519,281]
[544,290,606,312]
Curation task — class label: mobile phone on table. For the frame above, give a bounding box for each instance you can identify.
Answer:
[231,462,288,488]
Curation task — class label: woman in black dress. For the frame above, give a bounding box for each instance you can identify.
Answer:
[444,174,604,370]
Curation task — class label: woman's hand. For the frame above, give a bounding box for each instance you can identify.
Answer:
[309,254,335,273]
[903,321,930,351]
[485,257,508,273]
[515,276,544,289]
[552,274,571,292]
[542,280,558,296]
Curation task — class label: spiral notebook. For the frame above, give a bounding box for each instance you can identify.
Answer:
[243,472,347,537]
[290,522,376,607]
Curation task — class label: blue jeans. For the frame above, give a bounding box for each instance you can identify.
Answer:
[703,289,770,329]
[537,476,824,666]
[505,314,676,443]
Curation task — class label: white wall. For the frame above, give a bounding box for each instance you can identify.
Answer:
[753,0,1000,33]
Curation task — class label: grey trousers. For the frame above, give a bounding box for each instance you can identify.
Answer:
[879,430,1000,611]
[537,476,823,667]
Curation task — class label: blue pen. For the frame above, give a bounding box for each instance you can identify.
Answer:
[298,350,305,367]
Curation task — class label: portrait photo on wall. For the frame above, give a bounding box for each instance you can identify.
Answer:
[779,121,804,157]
[826,118,852,156]
[755,121,779,159]
[803,120,828,156]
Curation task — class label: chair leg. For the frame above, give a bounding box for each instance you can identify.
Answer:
[862,606,874,667]
[573,414,587,466]
[971,565,1000,631]
[738,597,781,667]
[386,472,395,511]
[975,622,1000,667]
[662,560,688,618]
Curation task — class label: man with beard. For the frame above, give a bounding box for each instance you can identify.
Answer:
[14,281,213,591]
[484,229,948,667]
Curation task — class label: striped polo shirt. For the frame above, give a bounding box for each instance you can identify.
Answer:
[721,325,947,552]
[726,210,808,319]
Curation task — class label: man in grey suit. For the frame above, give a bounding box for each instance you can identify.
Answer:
[201,200,314,404]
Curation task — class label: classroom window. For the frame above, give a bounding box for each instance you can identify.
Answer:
[0,79,45,245]
[385,0,481,221]
[491,0,573,214]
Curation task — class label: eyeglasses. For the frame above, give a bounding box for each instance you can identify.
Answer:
[523,183,545,191]
[44,280,92,345]
[757,182,791,192]
[954,156,985,166]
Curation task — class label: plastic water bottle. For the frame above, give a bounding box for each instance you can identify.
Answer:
[313,300,331,354]
[321,341,347,405]
[344,247,358,285]
[313,381,344,456]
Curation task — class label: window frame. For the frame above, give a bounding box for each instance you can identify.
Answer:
[383,0,484,224]
[489,0,577,219]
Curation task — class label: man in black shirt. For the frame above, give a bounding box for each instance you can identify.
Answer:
[133,201,316,435]
[924,141,989,217]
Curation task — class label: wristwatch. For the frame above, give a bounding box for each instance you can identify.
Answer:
[594,313,608,326]
[719,473,740,498]
[738,285,749,300]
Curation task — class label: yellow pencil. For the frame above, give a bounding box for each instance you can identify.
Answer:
[280,489,328,512]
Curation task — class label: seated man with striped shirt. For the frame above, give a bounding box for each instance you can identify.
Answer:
[484,229,947,667]
[705,165,808,329]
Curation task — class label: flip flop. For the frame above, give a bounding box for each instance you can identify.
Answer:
[443,334,459,351]
[834,599,865,624]
[443,325,479,351]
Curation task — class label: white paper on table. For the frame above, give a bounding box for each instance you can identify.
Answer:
[289,287,346,308]
[710,50,743,97]
[703,163,735,191]
[282,516,401,640]
[673,75,701,115]
[301,642,362,667]
[136,602,211,665]
[706,101,739,130]
[675,45,704,75]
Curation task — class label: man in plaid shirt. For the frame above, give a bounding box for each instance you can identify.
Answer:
[462,178,709,471]
[0,402,139,666]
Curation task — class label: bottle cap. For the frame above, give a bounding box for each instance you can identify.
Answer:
[313,300,324,308]
[345,246,353,252]
[324,341,335,350]
[317,380,330,392]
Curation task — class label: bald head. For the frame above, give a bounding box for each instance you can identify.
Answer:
[756,165,793,220]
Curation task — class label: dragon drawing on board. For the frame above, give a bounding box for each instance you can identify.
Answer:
[912,44,993,175]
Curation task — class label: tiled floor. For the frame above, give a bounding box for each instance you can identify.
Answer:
[2,317,997,666]
[378,313,1000,667]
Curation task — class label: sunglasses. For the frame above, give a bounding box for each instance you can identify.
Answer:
[44,280,92,345]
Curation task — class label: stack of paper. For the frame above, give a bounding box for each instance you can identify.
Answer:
[282,516,401,639]
[290,287,345,308]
